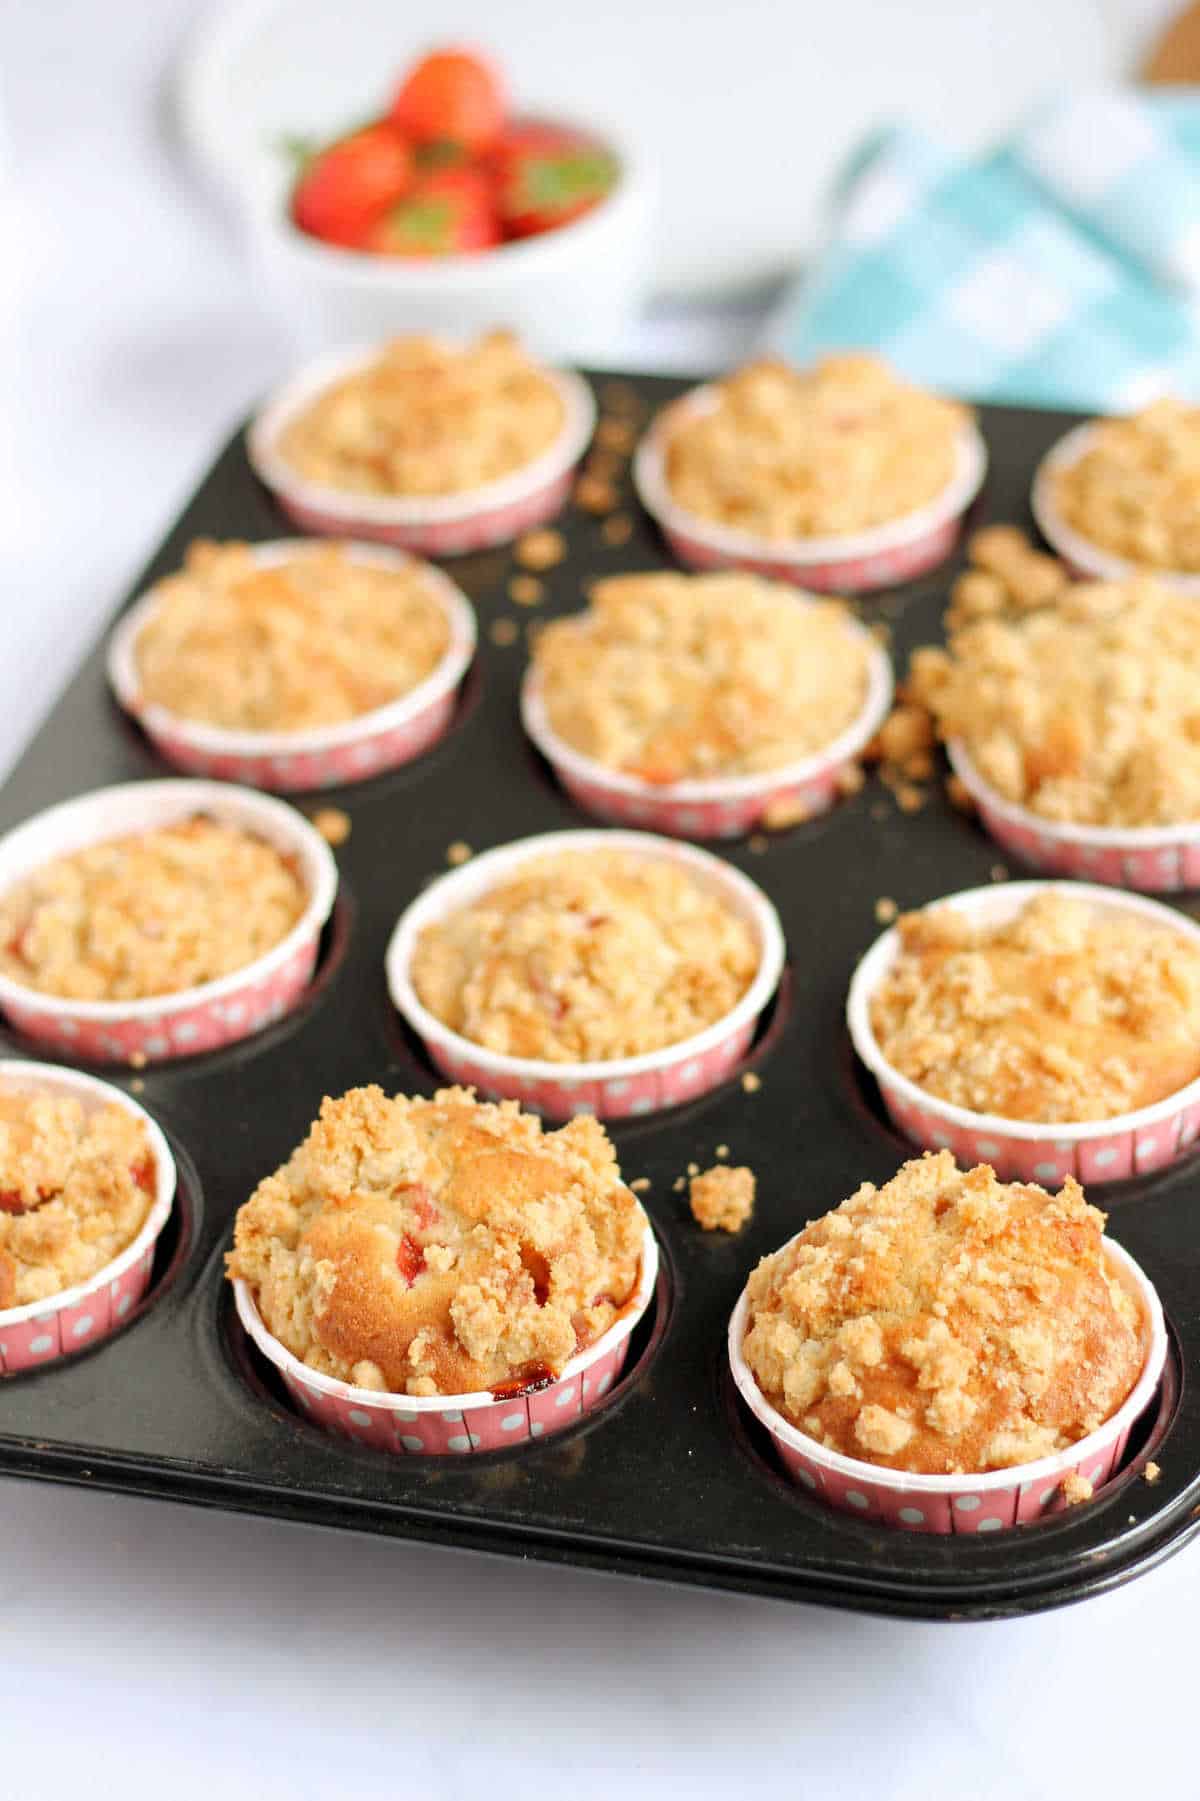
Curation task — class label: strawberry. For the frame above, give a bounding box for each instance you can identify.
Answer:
[389,47,506,156]
[365,167,501,257]
[291,122,415,248]
[395,1233,427,1286]
[494,124,618,238]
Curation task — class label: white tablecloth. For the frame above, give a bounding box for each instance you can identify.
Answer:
[2,7,1196,1796]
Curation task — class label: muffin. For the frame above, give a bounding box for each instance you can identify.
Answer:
[530,571,870,783]
[130,539,452,734]
[227,1084,647,1397]
[0,816,308,1002]
[740,1153,1146,1477]
[0,1085,157,1309]
[1049,400,1200,573]
[277,331,566,499]
[661,354,969,541]
[912,574,1200,830]
[408,846,760,1063]
[868,889,1200,1126]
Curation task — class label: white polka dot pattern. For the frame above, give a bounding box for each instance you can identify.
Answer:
[274,468,575,559]
[0,1243,158,1375]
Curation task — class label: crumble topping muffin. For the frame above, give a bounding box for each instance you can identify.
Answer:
[741,1153,1145,1475]
[0,1090,155,1308]
[531,571,870,782]
[1051,401,1200,571]
[869,891,1200,1123]
[132,540,451,733]
[227,1085,646,1395]
[910,576,1200,827]
[663,354,968,541]
[410,849,760,1062]
[278,331,565,498]
[0,817,308,1001]
[689,1163,756,1233]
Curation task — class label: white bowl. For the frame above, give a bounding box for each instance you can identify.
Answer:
[242,116,655,366]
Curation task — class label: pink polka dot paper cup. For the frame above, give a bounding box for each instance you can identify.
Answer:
[519,620,892,840]
[847,879,1200,1185]
[946,739,1200,894]
[633,389,986,594]
[1031,421,1200,593]
[0,1060,176,1375]
[106,542,476,793]
[232,1220,658,1456]
[729,1235,1166,1533]
[0,779,338,1065]
[247,344,596,555]
[385,829,785,1121]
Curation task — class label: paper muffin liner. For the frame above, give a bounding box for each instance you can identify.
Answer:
[247,345,596,555]
[107,542,477,792]
[1031,421,1200,593]
[947,739,1200,893]
[519,621,892,839]
[633,388,986,593]
[848,878,1200,1183]
[729,1234,1167,1533]
[0,779,338,1064]
[0,1060,176,1374]
[385,828,785,1120]
[233,1220,658,1455]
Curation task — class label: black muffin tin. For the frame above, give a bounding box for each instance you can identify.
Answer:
[1,377,1197,1621]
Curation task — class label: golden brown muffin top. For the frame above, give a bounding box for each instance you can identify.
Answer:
[663,353,968,541]
[869,891,1200,1124]
[741,1153,1145,1475]
[410,850,760,1063]
[278,331,565,497]
[910,574,1200,828]
[227,1085,647,1396]
[0,817,308,1002]
[0,1090,156,1309]
[1052,400,1200,571]
[133,540,451,733]
[532,571,869,782]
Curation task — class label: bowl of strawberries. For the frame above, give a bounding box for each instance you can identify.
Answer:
[245,45,655,362]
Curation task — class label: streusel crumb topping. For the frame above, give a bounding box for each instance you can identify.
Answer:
[869,892,1200,1123]
[689,1164,755,1233]
[663,354,968,541]
[279,331,564,497]
[0,1090,155,1308]
[0,818,308,1001]
[1052,400,1200,571]
[133,540,451,733]
[532,571,869,782]
[410,850,759,1062]
[227,1085,646,1395]
[910,576,1200,827]
[742,1153,1144,1475]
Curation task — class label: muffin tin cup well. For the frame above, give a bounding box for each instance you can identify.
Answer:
[0,780,338,1064]
[729,1235,1167,1534]
[946,739,1200,894]
[384,828,786,1120]
[0,1060,176,1373]
[847,879,1200,1184]
[106,542,478,793]
[632,389,987,594]
[1031,421,1200,594]
[519,626,893,840]
[247,346,597,556]
[233,1221,658,1456]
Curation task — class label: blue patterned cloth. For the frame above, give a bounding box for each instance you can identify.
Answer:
[766,92,1200,409]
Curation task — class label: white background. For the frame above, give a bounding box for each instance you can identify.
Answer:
[2,3,1197,1795]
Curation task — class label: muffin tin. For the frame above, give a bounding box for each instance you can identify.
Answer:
[1,378,1198,1620]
